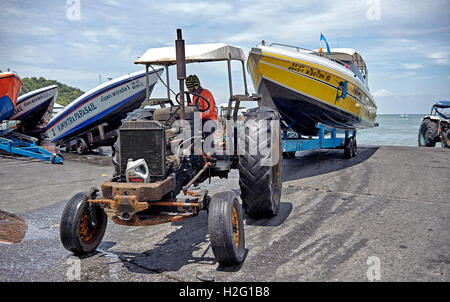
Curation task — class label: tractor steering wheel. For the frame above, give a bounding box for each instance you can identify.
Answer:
[175,91,210,112]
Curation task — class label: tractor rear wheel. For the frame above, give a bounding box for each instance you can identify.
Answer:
[418,119,438,147]
[238,107,282,218]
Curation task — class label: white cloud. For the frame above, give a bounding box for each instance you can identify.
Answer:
[81,27,125,44]
[403,63,423,70]
[0,45,55,65]
[427,51,449,65]
[373,89,392,97]
[152,1,232,16]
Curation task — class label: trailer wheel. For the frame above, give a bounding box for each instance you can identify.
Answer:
[418,119,437,147]
[208,192,245,266]
[76,138,89,155]
[344,137,356,159]
[441,129,450,148]
[60,192,107,255]
[238,107,282,218]
[282,151,296,158]
[352,137,357,157]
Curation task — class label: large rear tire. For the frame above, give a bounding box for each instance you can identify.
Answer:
[208,192,245,266]
[418,119,438,147]
[60,192,107,255]
[238,107,282,218]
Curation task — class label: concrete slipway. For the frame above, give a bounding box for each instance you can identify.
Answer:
[0,146,448,282]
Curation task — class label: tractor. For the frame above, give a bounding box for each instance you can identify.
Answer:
[418,101,450,148]
[59,29,282,266]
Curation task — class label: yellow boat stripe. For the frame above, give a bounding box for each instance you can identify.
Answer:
[260,51,375,105]
[259,59,365,107]
[258,60,365,116]
[261,51,365,90]
[259,75,360,120]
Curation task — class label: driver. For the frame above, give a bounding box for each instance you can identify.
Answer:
[185,74,217,121]
[185,74,218,157]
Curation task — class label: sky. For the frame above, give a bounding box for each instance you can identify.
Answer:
[0,0,449,114]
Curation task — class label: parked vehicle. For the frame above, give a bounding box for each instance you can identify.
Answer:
[418,101,450,148]
[59,30,278,267]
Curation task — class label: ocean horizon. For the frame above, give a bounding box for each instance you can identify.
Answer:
[357,114,438,147]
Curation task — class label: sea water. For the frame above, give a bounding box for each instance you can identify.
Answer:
[357,114,433,147]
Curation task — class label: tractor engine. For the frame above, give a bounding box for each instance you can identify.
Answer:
[114,106,207,197]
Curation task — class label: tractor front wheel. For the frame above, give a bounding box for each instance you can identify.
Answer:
[60,192,107,255]
[208,192,245,266]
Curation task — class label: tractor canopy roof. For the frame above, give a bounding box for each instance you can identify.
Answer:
[135,43,246,66]
[434,101,450,109]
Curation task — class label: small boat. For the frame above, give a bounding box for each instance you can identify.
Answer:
[247,42,377,135]
[10,85,58,133]
[0,72,22,122]
[42,69,163,149]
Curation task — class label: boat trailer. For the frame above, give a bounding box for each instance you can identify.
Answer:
[281,123,358,158]
[0,120,63,164]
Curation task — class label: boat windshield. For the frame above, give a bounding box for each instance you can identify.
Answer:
[341,61,366,83]
[264,42,369,86]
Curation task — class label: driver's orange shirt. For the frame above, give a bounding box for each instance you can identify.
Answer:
[188,88,217,120]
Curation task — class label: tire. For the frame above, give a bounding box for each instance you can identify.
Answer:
[238,107,282,218]
[344,137,355,159]
[76,138,89,155]
[352,137,357,157]
[60,192,107,255]
[418,119,438,147]
[208,192,245,266]
[282,151,296,158]
[441,128,450,148]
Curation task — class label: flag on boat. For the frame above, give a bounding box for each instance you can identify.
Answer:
[320,33,331,55]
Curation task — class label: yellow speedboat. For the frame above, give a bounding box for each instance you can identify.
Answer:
[247,42,377,135]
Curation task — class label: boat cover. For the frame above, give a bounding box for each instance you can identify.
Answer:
[135,43,246,65]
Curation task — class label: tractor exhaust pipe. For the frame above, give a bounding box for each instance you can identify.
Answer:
[175,29,186,121]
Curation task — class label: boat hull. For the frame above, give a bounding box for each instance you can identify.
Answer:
[0,73,22,121]
[247,48,377,135]
[11,85,58,133]
[42,69,162,144]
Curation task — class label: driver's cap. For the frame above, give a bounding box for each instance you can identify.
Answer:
[186,74,200,90]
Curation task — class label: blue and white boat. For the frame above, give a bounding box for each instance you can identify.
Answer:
[42,69,163,148]
[11,85,58,133]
